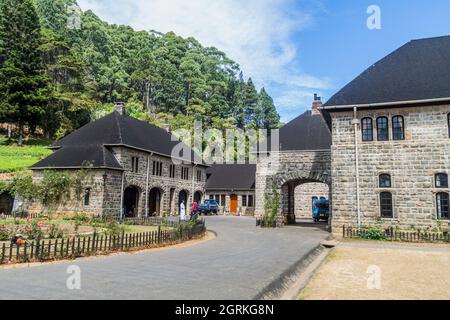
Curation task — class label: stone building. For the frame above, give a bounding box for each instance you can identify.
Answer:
[255,96,332,224]
[205,164,256,216]
[29,104,207,218]
[324,35,450,231]
[256,35,450,232]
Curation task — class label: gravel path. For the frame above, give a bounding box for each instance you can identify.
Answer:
[301,241,450,300]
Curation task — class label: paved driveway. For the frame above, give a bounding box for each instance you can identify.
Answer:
[0,216,329,300]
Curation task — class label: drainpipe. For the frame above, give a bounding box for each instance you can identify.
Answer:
[352,106,361,227]
[145,153,153,217]
[191,164,197,207]
[120,171,125,219]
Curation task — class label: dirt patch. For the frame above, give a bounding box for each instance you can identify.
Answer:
[300,242,450,300]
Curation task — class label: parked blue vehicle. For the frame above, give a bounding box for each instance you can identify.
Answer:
[198,199,219,215]
[313,199,330,222]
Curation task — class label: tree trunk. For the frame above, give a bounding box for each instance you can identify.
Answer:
[17,123,23,146]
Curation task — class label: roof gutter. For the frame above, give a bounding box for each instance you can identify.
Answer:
[324,96,450,111]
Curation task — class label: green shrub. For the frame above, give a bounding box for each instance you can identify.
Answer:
[48,224,64,239]
[359,227,386,240]
[104,220,124,237]
[263,182,280,227]
[0,226,11,241]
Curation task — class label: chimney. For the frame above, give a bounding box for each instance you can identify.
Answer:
[114,102,125,115]
[311,94,322,115]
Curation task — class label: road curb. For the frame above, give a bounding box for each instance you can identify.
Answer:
[254,242,332,300]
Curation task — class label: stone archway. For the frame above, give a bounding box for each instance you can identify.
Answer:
[123,185,141,218]
[193,191,203,203]
[0,192,14,215]
[255,150,332,226]
[178,190,189,214]
[279,177,331,224]
[148,187,163,216]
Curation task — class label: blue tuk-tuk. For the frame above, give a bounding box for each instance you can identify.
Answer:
[312,198,330,222]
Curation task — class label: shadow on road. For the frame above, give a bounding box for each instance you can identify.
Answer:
[289,218,330,232]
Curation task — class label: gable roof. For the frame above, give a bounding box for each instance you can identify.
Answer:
[324,35,450,109]
[31,145,123,170]
[205,164,256,191]
[31,112,204,170]
[279,110,331,151]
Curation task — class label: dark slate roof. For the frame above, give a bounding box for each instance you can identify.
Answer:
[205,164,256,191]
[31,112,203,170]
[325,35,450,108]
[279,111,331,151]
[31,145,123,170]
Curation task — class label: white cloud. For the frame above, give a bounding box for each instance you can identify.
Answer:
[78,0,332,119]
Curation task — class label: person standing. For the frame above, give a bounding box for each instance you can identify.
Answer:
[191,201,199,222]
[192,201,198,217]
[180,201,186,221]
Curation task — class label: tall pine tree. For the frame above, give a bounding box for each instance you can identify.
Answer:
[0,0,50,145]
[258,88,280,129]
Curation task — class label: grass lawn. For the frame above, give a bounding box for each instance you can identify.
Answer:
[0,137,52,173]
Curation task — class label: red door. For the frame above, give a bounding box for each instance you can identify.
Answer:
[230,195,238,215]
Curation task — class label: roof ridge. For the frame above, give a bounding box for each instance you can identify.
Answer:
[411,35,450,42]
[113,111,124,144]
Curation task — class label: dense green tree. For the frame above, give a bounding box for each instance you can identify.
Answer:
[0,0,51,145]
[0,0,281,143]
[40,29,94,138]
[258,88,280,129]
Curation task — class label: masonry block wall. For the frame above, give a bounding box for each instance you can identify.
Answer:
[330,104,450,231]
[29,146,207,218]
[28,170,106,216]
[256,151,331,224]
[295,183,329,218]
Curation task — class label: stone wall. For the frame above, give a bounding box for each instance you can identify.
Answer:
[330,104,450,232]
[105,147,206,217]
[28,169,106,217]
[255,150,331,224]
[294,183,329,218]
[29,146,207,218]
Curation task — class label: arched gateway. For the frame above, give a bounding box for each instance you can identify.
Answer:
[255,97,332,226]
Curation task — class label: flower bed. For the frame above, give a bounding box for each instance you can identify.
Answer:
[0,215,206,265]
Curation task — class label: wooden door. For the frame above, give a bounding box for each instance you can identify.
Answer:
[230,194,238,215]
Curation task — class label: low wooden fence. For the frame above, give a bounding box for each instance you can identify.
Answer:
[343,225,450,243]
[120,216,181,228]
[0,221,206,265]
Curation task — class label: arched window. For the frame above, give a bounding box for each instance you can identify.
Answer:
[435,173,449,188]
[436,192,449,219]
[392,116,405,140]
[84,188,91,206]
[379,174,392,188]
[376,117,389,141]
[448,113,450,138]
[380,192,393,218]
[361,117,373,142]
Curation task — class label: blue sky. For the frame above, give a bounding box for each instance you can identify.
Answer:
[78,0,450,122]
